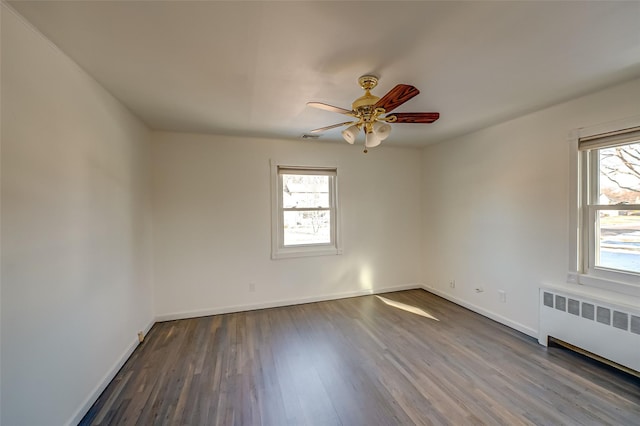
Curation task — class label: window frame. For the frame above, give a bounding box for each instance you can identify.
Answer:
[582,148,640,280]
[569,116,640,294]
[270,160,342,259]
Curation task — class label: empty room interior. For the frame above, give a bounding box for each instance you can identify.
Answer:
[2,1,640,425]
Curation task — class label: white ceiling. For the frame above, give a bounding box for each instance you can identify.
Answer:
[7,1,640,147]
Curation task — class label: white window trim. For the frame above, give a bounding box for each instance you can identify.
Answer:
[270,159,343,260]
[568,115,640,296]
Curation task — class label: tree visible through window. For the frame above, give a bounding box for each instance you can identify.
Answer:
[579,123,640,281]
[282,173,331,246]
[271,162,340,259]
[594,143,640,273]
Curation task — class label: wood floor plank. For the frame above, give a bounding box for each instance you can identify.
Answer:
[80,289,640,425]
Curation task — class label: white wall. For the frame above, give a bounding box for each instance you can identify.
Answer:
[151,132,422,319]
[421,77,640,336]
[3,2,639,422]
[1,6,154,425]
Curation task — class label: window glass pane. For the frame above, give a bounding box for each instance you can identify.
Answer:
[599,143,640,205]
[283,210,331,246]
[596,210,640,273]
[282,174,329,208]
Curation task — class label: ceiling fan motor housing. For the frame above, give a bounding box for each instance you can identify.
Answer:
[353,75,382,116]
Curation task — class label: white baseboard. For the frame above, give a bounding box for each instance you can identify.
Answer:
[67,318,155,426]
[421,285,538,338]
[155,283,423,322]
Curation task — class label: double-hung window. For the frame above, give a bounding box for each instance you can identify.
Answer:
[576,122,640,288]
[271,161,341,259]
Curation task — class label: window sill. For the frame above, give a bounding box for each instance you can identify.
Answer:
[271,246,343,260]
[567,271,640,299]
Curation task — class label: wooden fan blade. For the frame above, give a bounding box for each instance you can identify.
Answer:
[310,121,355,133]
[374,84,420,113]
[390,112,440,123]
[307,102,353,115]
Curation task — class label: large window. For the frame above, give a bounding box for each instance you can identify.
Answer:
[271,162,341,259]
[577,123,640,287]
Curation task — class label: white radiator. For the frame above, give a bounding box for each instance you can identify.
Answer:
[539,286,640,373]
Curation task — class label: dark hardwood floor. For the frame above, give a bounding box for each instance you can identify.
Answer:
[80,289,640,425]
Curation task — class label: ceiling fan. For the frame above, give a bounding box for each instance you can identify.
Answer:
[307,75,439,153]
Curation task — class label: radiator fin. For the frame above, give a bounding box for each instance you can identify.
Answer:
[597,306,611,325]
[582,302,595,320]
[631,316,640,335]
[543,292,553,307]
[568,299,580,315]
[612,311,628,330]
[555,295,566,311]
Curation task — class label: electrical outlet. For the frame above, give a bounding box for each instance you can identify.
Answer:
[498,290,506,303]
[137,331,144,343]
[249,282,256,292]
[449,280,455,288]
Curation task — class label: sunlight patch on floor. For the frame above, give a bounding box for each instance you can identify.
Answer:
[376,296,440,321]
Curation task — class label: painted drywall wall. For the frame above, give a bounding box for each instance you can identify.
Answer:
[151,132,422,318]
[422,77,640,336]
[1,6,154,425]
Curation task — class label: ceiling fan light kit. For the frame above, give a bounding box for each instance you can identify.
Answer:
[341,124,360,144]
[372,121,392,140]
[307,75,440,153]
[365,130,382,149]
